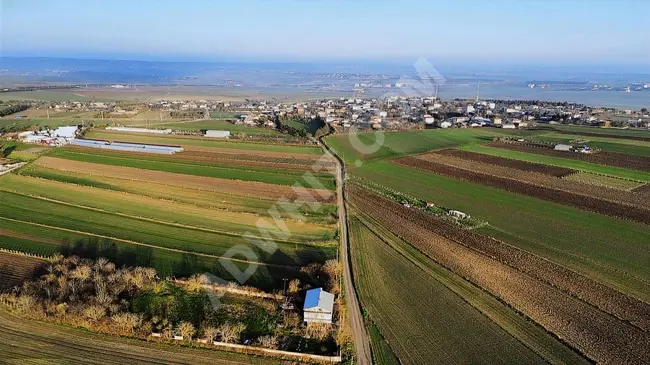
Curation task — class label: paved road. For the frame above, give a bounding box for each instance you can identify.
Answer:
[318,138,372,365]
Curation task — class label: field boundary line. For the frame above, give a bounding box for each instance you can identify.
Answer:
[0,247,54,262]
[1,189,333,247]
[0,216,298,269]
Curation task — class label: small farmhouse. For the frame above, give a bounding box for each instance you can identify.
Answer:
[303,288,334,324]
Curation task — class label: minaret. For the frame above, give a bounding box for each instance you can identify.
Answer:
[476,83,481,102]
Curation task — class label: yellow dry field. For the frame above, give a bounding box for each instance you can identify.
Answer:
[563,172,644,191]
[34,156,333,202]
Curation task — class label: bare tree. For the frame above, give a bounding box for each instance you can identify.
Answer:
[177,321,196,340]
[288,279,300,294]
[203,326,218,342]
[305,322,331,341]
[84,305,106,322]
[218,322,246,343]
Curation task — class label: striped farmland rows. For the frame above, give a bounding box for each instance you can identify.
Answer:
[489,140,650,172]
[0,251,46,292]
[34,157,335,203]
[421,152,650,210]
[348,185,650,364]
[433,149,576,177]
[555,129,650,142]
[396,156,650,224]
[348,214,547,365]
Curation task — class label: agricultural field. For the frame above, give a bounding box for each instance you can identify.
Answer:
[397,153,650,223]
[348,186,650,364]
[564,171,645,190]
[459,143,650,181]
[0,251,46,292]
[0,309,285,364]
[488,140,650,173]
[0,131,338,292]
[348,213,551,365]
[47,147,335,189]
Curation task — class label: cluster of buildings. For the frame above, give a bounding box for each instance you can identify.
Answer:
[17,126,80,146]
[223,97,650,132]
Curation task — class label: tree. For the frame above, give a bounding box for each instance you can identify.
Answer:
[177,321,196,340]
[258,335,279,349]
[112,312,142,333]
[203,326,218,342]
[287,279,300,294]
[218,322,246,343]
[305,322,331,341]
[84,305,106,322]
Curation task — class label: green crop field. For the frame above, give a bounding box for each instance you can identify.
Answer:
[0,191,335,267]
[0,218,299,290]
[350,159,650,302]
[458,144,650,181]
[349,214,554,365]
[47,148,335,189]
[85,130,323,154]
[0,174,334,242]
[327,128,512,164]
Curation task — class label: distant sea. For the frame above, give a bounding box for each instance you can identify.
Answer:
[0,57,648,109]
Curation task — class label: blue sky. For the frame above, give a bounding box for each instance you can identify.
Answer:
[1,0,648,65]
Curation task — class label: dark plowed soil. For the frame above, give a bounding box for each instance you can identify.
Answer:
[433,149,576,177]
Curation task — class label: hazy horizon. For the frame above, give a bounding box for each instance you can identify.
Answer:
[2,0,649,66]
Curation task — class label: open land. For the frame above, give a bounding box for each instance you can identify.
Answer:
[326,127,650,364]
[0,132,338,292]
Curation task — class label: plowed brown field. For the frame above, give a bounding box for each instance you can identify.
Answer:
[348,185,650,364]
[433,149,576,177]
[555,130,650,142]
[490,141,650,172]
[396,156,650,224]
[418,153,650,210]
[0,252,46,292]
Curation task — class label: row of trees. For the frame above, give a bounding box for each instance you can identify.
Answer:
[0,255,342,354]
[0,104,30,117]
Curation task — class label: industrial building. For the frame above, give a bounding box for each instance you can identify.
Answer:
[71,139,183,154]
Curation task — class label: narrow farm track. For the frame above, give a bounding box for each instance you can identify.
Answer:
[348,186,650,364]
[318,138,372,365]
[0,310,279,365]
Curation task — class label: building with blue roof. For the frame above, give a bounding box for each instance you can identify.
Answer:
[303,288,335,324]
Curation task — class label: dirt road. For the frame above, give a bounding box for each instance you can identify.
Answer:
[318,138,372,365]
